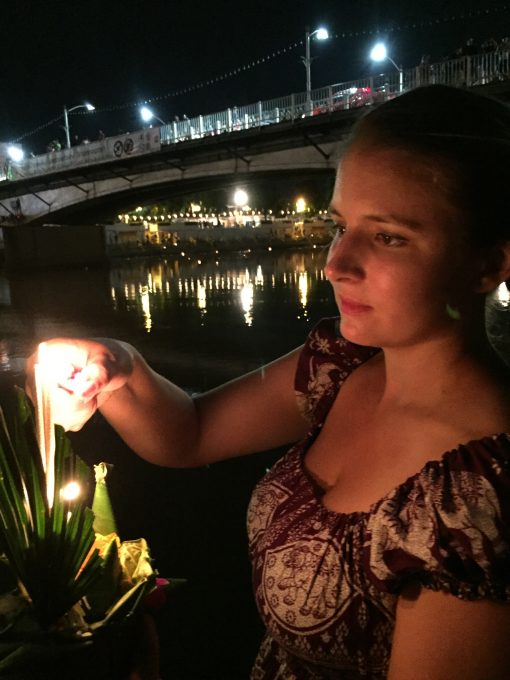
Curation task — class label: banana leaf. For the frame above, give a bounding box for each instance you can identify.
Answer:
[0,388,103,629]
[0,385,178,680]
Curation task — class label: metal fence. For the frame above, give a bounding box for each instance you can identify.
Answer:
[8,50,510,181]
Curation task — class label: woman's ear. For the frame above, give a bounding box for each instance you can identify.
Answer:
[475,242,510,293]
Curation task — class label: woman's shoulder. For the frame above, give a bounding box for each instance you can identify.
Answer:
[367,433,510,601]
[301,317,379,360]
[294,317,380,427]
[296,317,380,384]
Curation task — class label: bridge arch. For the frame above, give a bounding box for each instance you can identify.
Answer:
[0,129,345,225]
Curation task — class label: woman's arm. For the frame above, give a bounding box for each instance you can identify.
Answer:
[26,339,310,468]
[100,342,309,466]
[388,584,510,680]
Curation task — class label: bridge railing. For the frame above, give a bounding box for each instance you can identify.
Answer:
[9,129,161,182]
[8,50,510,181]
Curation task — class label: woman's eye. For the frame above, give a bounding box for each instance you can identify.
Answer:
[330,224,347,239]
[376,232,407,247]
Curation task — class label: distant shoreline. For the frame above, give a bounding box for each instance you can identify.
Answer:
[107,235,330,260]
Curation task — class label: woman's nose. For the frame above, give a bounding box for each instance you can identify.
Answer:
[324,232,366,281]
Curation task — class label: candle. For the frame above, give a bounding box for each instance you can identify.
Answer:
[34,342,56,508]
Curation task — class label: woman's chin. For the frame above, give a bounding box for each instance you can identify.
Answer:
[339,317,379,347]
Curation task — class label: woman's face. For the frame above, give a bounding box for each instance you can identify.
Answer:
[325,144,483,349]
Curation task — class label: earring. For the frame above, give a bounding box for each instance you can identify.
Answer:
[446,303,461,321]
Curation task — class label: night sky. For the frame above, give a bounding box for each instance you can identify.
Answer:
[1,0,508,153]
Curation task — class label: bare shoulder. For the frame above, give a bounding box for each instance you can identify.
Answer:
[389,586,510,680]
[447,358,510,442]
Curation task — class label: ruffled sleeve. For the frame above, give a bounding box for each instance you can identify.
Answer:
[294,317,379,428]
[366,434,510,601]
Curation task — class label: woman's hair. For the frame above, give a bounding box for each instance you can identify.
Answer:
[348,85,510,248]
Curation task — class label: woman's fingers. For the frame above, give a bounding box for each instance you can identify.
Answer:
[50,386,97,431]
[57,361,109,400]
[25,338,134,431]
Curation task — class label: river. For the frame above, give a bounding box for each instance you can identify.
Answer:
[0,246,337,680]
[0,246,336,388]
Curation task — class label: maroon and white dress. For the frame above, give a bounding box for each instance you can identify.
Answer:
[248,317,510,679]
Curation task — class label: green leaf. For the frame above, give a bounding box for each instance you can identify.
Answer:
[0,389,104,629]
[90,576,154,630]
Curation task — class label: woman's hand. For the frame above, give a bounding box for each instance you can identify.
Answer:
[25,338,134,431]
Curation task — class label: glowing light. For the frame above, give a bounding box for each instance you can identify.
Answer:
[140,285,152,332]
[7,145,24,162]
[234,189,248,207]
[298,272,309,309]
[295,197,307,213]
[140,106,154,122]
[34,342,56,508]
[370,42,387,62]
[61,481,82,502]
[240,280,254,326]
[197,280,207,310]
[315,27,329,41]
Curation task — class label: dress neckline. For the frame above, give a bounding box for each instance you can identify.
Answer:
[297,431,510,518]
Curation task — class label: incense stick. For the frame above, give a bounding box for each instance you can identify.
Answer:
[34,343,56,508]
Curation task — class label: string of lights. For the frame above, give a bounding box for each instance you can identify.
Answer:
[12,2,510,144]
[14,113,69,143]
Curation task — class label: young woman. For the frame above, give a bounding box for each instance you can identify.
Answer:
[27,85,510,679]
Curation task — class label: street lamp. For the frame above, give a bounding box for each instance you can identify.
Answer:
[302,26,329,107]
[370,42,403,92]
[233,189,248,208]
[63,103,95,149]
[233,189,249,226]
[140,106,166,125]
[7,145,24,162]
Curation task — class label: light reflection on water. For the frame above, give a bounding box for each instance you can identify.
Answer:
[0,248,336,391]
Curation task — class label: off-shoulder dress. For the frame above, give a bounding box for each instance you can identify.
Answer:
[248,317,510,679]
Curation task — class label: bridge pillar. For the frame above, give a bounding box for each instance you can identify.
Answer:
[2,224,108,269]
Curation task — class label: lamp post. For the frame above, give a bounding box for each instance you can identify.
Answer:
[7,145,24,162]
[370,42,403,92]
[302,27,329,109]
[140,106,166,125]
[63,103,95,149]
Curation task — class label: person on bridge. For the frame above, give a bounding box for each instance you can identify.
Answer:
[26,84,510,679]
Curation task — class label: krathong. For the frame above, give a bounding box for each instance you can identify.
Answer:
[0,343,177,678]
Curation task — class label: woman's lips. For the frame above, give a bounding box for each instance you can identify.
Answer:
[339,295,372,315]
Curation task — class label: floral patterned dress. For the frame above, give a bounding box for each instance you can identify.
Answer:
[248,317,510,679]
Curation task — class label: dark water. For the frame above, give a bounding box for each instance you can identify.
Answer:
[0,247,336,384]
[0,247,337,680]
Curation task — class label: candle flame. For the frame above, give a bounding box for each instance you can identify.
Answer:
[61,481,82,502]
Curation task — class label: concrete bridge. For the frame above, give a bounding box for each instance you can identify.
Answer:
[1,50,510,230]
[0,113,350,227]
